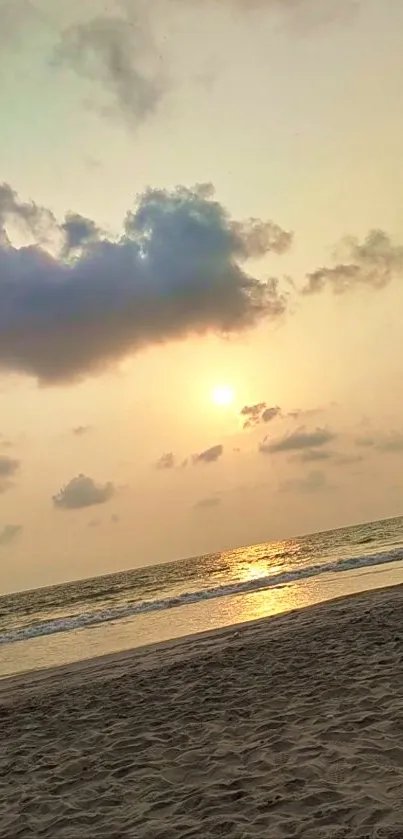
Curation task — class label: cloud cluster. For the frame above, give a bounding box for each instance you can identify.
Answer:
[53,474,116,510]
[303,230,403,295]
[260,426,335,454]
[0,182,290,384]
[240,402,281,429]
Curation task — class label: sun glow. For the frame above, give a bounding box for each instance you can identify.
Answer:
[211,384,235,407]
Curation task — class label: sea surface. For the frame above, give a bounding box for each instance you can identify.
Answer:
[1,516,403,678]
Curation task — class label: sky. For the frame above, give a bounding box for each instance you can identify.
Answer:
[1,0,403,593]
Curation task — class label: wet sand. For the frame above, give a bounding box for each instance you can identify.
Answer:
[2,585,403,838]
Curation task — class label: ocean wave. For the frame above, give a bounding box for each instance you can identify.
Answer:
[1,547,403,645]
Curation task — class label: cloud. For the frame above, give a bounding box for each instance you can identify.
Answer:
[62,214,101,257]
[334,453,364,466]
[354,432,403,453]
[0,182,54,246]
[0,183,290,384]
[0,454,19,477]
[240,402,281,429]
[0,454,19,493]
[55,12,164,126]
[155,452,176,470]
[72,425,92,436]
[194,496,221,510]
[260,426,335,454]
[295,449,333,462]
[280,470,330,494]
[0,523,22,546]
[303,230,403,295]
[53,474,116,510]
[111,513,120,524]
[193,444,223,464]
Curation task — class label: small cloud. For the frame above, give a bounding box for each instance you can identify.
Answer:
[0,454,20,494]
[0,455,19,477]
[111,514,120,524]
[53,474,116,510]
[73,425,92,436]
[260,426,335,454]
[280,470,330,494]
[262,406,281,423]
[376,434,403,453]
[193,444,223,465]
[0,524,22,546]
[302,229,403,296]
[355,435,374,448]
[155,452,176,470]
[88,519,101,528]
[296,449,333,462]
[334,453,364,466]
[194,496,221,510]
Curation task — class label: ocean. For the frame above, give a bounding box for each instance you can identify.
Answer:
[1,515,403,679]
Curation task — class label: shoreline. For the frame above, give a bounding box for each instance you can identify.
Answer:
[2,583,403,837]
[2,580,403,701]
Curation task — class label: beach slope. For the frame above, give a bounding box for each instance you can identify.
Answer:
[2,585,403,838]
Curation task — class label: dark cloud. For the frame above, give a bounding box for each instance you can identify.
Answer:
[240,402,281,429]
[53,474,116,510]
[0,182,54,246]
[73,425,92,436]
[303,230,403,296]
[194,496,221,510]
[155,452,176,470]
[62,214,101,256]
[0,523,22,546]
[56,12,164,126]
[280,470,329,494]
[0,183,289,384]
[193,444,223,464]
[260,426,335,454]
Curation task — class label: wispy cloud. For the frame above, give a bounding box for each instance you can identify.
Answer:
[260,427,336,454]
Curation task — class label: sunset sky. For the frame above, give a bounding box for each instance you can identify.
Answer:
[1,0,403,592]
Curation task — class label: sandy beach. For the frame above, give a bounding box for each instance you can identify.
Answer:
[2,586,403,839]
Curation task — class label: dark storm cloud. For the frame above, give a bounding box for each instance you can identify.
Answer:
[303,230,403,295]
[0,183,290,384]
[260,426,335,454]
[0,523,22,546]
[56,13,164,125]
[193,444,223,464]
[53,474,116,510]
[280,470,329,494]
[155,452,176,470]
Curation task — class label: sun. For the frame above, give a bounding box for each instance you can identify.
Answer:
[211,384,235,407]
